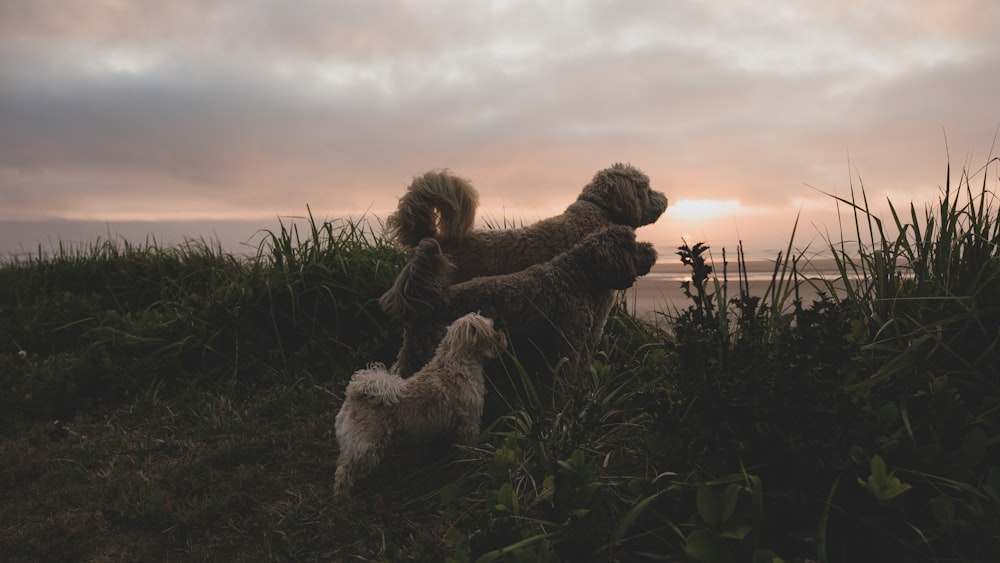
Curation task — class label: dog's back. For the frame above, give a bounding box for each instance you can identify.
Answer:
[435,205,614,282]
[346,364,406,406]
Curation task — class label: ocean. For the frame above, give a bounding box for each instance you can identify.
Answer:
[626,257,850,319]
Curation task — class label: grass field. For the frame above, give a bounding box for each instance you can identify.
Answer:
[2,159,999,562]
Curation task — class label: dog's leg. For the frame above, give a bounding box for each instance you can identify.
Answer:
[455,397,484,443]
[333,409,390,498]
[579,295,614,370]
[333,430,359,497]
[333,462,356,498]
[333,437,387,498]
[455,417,481,444]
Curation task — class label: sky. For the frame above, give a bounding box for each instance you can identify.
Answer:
[2,0,999,260]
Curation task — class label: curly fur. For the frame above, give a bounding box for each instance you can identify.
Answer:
[333,313,507,498]
[384,168,479,248]
[384,163,667,283]
[380,225,657,382]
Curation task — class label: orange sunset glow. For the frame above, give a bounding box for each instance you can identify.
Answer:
[1,1,997,260]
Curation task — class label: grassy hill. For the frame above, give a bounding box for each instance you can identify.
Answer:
[2,163,999,562]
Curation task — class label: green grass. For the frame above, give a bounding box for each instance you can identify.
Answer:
[1,159,999,562]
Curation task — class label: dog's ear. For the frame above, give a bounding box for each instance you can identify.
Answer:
[580,164,649,227]
[588,226,658,290]
[614,241,657,288]
[634,242,658,276]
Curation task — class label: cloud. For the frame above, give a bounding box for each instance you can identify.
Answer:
[0,0,997,258]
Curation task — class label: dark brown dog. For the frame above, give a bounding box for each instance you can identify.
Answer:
[384,163,667,284]
[380,225,657,384]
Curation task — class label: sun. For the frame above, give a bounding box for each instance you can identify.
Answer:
[666,199,742,222]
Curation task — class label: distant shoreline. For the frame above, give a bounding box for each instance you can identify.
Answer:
[644,257,843,280]
[1,218,800,263]
[627,261,849,319]
[2,219,852,317]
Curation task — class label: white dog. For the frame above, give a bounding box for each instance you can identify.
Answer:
[333,313,507,497]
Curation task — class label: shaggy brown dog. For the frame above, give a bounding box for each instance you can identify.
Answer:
[379,225,657,383]
[333,313,507,498]
[384,163,667,283]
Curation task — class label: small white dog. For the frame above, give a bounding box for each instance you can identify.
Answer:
[333,312,507,497]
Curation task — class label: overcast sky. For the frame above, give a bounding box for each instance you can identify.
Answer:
[2,0,998,258]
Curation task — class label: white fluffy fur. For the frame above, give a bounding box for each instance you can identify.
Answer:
[333,313,506,497]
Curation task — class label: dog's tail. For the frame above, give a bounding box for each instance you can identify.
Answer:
[346,363,407,406]
[379,237,453,320]
[384,169,479,248]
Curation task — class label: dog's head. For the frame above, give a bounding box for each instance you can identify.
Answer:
[445,312,508,359]
[379,237,455,320]
[579,163,668,228]
[581,225,658,290]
